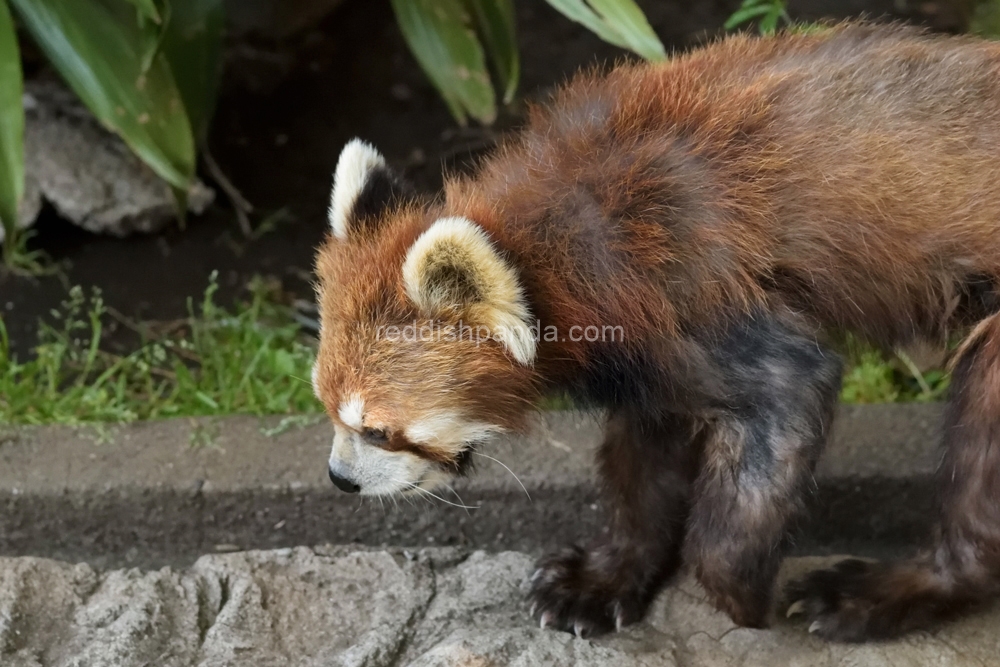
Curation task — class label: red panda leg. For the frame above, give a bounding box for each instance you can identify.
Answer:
[787,313,1000,641]
[684,358,840,627]
[682,323,842,628]
[683,415,831,628]
[528,409,699,637]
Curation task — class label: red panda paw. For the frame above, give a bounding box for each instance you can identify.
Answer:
[784,558,955,642]
[527,545,647,638]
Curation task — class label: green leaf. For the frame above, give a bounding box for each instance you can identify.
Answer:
[0,0,24,246]
[544,0,666,62]
[121,0,161,24]
[195,390,219,409]
[126,0,166,76]
[758,10,780,34]
[723,4,773,29]
[544,0,621,47]
[971,0,1000,38]
[11,0,195,189]
[586,0,665,60]
[724,0,789,33]
[161,0,225,143]
[464,0,519,104]
[391,0,496,125]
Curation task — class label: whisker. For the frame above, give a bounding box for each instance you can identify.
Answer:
[442,484,474,517]
[473,451,531,502]
[392,479,431,508]
[403,482,481,510]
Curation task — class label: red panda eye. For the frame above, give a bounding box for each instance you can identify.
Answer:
[362,427,389,443]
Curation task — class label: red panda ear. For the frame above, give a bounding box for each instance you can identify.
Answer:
[402,216,536,365]
[328,139,411,240]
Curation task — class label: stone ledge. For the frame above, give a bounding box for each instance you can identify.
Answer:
[0,547,996,667]
[0,405,945,569]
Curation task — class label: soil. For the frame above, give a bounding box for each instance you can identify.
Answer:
[0,0,958,358]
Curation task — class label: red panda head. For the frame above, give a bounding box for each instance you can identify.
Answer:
[313,139,540,496]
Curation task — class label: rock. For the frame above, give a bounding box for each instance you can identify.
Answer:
[1,548,999,666]
[0,79,214,244]
[0,547,437,667]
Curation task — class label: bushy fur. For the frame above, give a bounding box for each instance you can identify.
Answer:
[313,23,1000,641]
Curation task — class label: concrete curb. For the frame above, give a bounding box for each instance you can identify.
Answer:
[0,406,944,569]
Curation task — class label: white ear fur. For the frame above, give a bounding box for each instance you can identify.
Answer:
[329,139,386,239]
[402,217,536,365]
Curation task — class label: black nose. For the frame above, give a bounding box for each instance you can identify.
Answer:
[328,466,360,493]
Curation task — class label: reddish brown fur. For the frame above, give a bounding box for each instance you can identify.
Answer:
[314,23,1000,641]
[453,24,1000,359]
[314,206,540,441]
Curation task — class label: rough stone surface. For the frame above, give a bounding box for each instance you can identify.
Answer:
[1,80,214,243]
[0,548,996,666]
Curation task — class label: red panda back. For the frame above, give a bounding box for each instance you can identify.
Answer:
[447,23,1000,351]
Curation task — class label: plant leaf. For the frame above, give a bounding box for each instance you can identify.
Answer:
[161,0,224,143]
[587,0,665,60]
[121,0,161,24]
[544,0,666,61]
[391,0,496,125]
[971,0,1000,38]
[464,0,519,104]
[723,3,774,29]
[0,0,24,244]
[724,0,790,33]
[758,10,780,34]
[543,0,622,47]
[11,0,195,188]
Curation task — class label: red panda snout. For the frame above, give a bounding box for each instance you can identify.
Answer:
[322,393,506,495]
[326,421,449,496]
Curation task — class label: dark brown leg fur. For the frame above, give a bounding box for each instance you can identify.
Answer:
[788,312,1000,641]
[684,415,831,628]
[683,314,842,628]
[531,311,842,636]
[528,409,699,637]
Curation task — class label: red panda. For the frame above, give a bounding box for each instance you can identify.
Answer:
[312,23,1000,642]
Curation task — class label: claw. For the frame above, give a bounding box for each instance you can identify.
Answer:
[529,602,538,618]
[614,601,624,632]
[540,611,555,630]
[786,600,806,618]
[530,568,544,585]
[808,620,822,634]
[573,621,587,639]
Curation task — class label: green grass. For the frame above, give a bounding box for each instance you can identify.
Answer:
[1,276,953,426]
[839,348,949,404]
[837,335,950,404]
[0,273,321,425]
